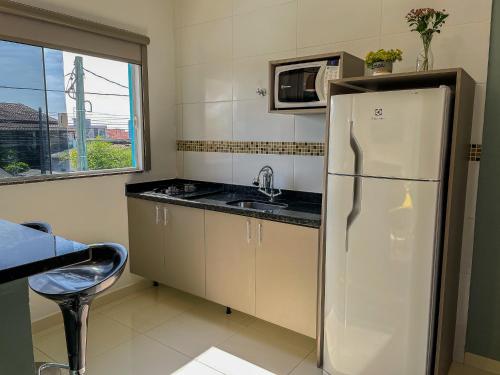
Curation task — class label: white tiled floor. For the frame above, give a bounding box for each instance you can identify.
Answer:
[32,284,496,375]
[33,285,316,375]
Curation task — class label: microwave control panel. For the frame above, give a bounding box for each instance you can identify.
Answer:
[324,59,340,97]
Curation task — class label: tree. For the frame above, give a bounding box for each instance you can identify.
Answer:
[68,139,132,170]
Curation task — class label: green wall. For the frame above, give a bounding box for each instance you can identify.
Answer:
[466,0,500,361]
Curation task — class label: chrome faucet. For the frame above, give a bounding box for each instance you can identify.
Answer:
[253,165,282,202]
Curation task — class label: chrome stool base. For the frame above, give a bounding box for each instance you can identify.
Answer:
[37,362,70,374]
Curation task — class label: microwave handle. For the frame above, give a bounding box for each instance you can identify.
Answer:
[315,64,327,102]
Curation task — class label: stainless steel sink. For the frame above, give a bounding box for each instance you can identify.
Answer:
[226,199,288,211]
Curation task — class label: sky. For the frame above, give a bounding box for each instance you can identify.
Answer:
[0,40,134,129]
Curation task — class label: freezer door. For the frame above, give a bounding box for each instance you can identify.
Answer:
[323,174,440,375]
[328,87,451,180]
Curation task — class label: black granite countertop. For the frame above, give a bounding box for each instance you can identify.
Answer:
[0,220,90,284]
[125,179,322,228]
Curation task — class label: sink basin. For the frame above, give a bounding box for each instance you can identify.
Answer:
[226,199,288,211]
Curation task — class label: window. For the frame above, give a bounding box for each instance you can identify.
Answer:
[0,40,144,180]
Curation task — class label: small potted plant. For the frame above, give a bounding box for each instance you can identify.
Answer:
[365,49,403,75]
[406,8,449,71]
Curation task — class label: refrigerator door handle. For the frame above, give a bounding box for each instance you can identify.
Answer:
[346,119,363,252]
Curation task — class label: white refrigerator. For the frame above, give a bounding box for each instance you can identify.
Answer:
[323,87,452,375]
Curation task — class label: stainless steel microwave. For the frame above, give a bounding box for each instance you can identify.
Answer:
[274,58,340,109]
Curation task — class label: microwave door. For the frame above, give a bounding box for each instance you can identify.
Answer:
[275,65,323,108]
[278,69,301,103]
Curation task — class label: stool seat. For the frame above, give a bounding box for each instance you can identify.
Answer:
[21,222,128,375]
[29,243,127,299]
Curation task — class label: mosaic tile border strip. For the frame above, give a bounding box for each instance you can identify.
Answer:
[177,140,481,160]
[177,140,324,156]
[469,144,482,161]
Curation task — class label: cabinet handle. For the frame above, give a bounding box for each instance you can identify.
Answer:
[163,207,168,226]
[246,220,251,244]
[155,206,160,225]
[258,222,262,245]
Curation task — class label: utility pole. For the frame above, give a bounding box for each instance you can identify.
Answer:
[38,107,46,174]
[127,64,136,167]
[74,56,88,170]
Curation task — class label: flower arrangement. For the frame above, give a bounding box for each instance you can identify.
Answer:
[406,8,449,71]
[365,49,403,70]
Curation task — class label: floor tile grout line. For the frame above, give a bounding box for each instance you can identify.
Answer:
[140,310,251,360]
[33,346,57,363]
[287,347,316,374]
[138,330,197,361]
[193,358,228,375]
[96,298,190,334]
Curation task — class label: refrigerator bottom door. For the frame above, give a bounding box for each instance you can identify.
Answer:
[323,174,440,375]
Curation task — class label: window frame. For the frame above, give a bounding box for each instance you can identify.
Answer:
[0,1,151,185]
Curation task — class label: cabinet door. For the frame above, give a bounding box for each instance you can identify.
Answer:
[256,220,319,338]
[127,198,165,282]
[163,204,206,297]
[205,211,256,315]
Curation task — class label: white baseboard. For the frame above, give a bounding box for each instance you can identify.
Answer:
[31,279,151,334]
[464,352,500,374]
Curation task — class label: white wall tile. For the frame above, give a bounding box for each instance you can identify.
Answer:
[381,0,492,35]
[184,152,233,183]
[176,104,183,139]
[176,18,232,66]
[182,102,233,140]
[176,0,232,27]
[233,154,294,189]
[179,62,233,103]
[471,83,487,144]
[233,1,297,58]
[174,0,184,29]
[293,156,324,193]
[233,50,295,101]
[294,114,326,142]
[297,37,380,62]
[297,0,382,48]
[233,0,294,15]
[233,99,295,141]
[175,68,183,104]
[434,23,491,84]
[380,22,491,83]
[176,151,184,177]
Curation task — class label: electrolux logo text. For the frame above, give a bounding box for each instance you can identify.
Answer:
[372,107,384,120]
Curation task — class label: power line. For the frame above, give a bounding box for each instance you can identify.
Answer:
[83,68,128,89]
[0,85,129,97]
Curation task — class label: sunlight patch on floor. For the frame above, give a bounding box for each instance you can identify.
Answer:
[173,347,276,374]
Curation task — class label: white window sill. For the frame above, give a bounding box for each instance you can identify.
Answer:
[0,168,143,186]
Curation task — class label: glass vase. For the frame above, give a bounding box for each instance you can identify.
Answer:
[416,35,434,71]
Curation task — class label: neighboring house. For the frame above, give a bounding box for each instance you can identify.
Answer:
[106,128,129,141]
[0,102,70,172]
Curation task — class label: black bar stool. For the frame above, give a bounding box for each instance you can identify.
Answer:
[22,222,128,375]
[21,221,52,234]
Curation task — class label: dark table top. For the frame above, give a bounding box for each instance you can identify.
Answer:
[126,179,322,229]
[0,220,90,284]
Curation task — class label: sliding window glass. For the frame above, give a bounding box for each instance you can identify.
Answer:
[0,40,143,181]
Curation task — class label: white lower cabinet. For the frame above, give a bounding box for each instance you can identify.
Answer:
[128,198,166,283]
[128,198,318,337]
[205,211,256,315]
[255,219,319,338]
[128,198,206,297]
[205,212,318,337]
[163,204,206,298]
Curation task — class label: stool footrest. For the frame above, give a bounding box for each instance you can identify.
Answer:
[37,362,69,374]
